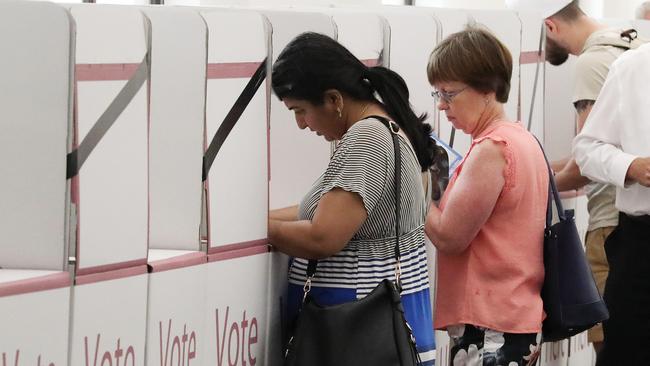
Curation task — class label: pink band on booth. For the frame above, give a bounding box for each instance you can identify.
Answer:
[76,265,148,285]
[361,59,380,67]
[207,62,263,79]
[148,252,207,273]
[0,272,71,298]
[520,51,545,65]
[208,239,269,262]
[76,63,141,81]
[77,258,148,277]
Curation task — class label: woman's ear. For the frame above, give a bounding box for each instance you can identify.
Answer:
[323,89,344,111]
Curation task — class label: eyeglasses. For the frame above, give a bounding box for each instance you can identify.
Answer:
[431,87,468,104]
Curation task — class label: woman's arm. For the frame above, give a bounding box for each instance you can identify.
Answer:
[425,139,506,254]
[269,188,367,259]
[269,205,299,221]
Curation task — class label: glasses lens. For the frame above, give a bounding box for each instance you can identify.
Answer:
[432,90,450,103]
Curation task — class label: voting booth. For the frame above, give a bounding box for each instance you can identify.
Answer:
[142,6,209,366]
[67,5,150,365]
[200,8,272,366]
[0,2,73,365]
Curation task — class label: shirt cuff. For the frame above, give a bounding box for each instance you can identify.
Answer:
[611,152,638,188]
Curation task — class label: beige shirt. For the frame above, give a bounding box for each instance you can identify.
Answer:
[572,28,643,231]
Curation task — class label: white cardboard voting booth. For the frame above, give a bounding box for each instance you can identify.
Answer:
[204,253,270,366]
[201,9,269,253]
[142,6,208,366]
[0,2,73,364]
[200,8,272,366]
[0,0,72,272]
[377,7,440,130]
[518,12,546,140]
[0,273,71,366]
[67,6,150,366]
[329,11,388,67]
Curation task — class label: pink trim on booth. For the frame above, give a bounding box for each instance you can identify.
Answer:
[0,272,71,298]
[361,59,380,67]
[520,51,545,65]
[208,244,269,263]
[148,252,207,273]
[76,258,148,276]
[76,63,141,82]
[206,62,263,79]
[76,265,148,286]
[208,238,268,255]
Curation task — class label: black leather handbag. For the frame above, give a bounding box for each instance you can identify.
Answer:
[536,139,610,342]
[283,116,421,366]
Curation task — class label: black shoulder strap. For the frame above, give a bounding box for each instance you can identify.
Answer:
[202,58,267,181]
[67,54,149,179]
[532,136,565,229]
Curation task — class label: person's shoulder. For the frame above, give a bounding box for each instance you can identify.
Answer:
[575,47,615,71]
[352,117,391,133]
[583,28,632,53]
[344,118,392,143]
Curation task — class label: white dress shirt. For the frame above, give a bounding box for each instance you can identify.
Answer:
[573,43,650,216]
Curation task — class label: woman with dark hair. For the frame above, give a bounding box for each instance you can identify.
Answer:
[268,32,440,363]
[424,26,548,365]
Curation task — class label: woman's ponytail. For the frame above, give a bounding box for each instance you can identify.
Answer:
[364,66,443,172]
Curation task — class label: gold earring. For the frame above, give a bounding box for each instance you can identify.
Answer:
[337,109,342,118]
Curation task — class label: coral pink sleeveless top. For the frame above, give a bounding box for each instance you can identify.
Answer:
[435,121,548,333]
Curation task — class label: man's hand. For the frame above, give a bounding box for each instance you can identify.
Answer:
[626,157,650,187]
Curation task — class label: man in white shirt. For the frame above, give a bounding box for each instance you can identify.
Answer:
[506,1,644,356]
[574,42,650,366]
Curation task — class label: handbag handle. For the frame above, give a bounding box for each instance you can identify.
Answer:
[533,137,567,228]
[304,115,404,297]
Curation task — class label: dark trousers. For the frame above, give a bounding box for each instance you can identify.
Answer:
[598,213,650,365]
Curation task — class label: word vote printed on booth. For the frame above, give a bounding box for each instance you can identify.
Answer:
[214,306,260,366]
[83,335,136,366]
[157,320,198,366]
[1,351,56,366]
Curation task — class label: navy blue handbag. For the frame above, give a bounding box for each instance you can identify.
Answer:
[537,139,609,342]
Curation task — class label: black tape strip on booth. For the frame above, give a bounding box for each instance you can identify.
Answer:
[66,55,149,179]
[202,58,268,182]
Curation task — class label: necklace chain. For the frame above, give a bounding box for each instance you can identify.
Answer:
[359,103,371,120]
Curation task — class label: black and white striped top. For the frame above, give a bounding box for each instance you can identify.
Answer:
[289,118,430,297]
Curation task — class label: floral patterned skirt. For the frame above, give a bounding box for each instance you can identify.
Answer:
[448,324,541,366]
